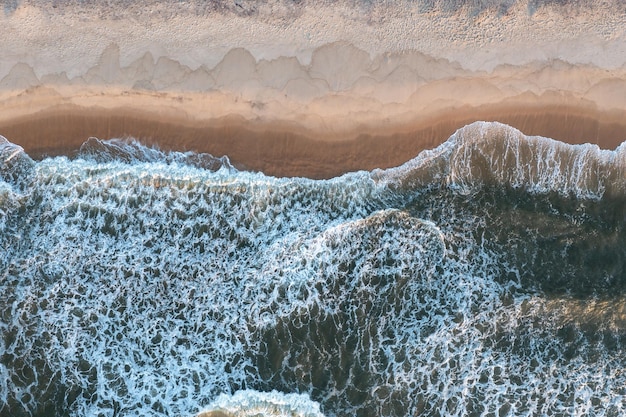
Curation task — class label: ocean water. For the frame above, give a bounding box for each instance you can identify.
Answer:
[0,122,625,417]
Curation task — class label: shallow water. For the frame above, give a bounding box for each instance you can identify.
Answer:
[0,122,625,416]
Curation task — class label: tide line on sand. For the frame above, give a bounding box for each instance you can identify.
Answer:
[0,95,624,178]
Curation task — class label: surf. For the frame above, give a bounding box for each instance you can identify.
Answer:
[0,122,625,417]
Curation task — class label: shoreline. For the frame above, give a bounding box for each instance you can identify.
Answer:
[2,2,625,178]
[2,102,625,178]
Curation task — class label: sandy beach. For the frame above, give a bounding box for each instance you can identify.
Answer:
[1,97,625,178]
[1,1,626,177]
[4,3,626,417]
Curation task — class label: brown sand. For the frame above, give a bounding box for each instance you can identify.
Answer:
[2,3,626,178]
[1,102,624,178]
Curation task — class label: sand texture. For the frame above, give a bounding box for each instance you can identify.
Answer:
[1,0,626,177]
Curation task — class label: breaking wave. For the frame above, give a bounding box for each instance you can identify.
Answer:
[380,121,626,199]
[0,122,625,417]
[77,137,234,172]
[198,390,325,417]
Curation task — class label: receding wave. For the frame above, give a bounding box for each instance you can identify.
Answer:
[0,122,625,417]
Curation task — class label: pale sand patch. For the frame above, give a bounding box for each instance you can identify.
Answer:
[2,1,625,78]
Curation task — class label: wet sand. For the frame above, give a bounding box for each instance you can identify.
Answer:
[1,1,625,178]
[1,100,624,178]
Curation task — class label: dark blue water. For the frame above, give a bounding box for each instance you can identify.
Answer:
[1,122,625,416]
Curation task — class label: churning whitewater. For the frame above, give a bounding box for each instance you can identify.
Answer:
[1,122,625,417]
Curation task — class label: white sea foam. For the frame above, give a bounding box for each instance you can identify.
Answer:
[0,155,387,416]
[0,127,624,416]
[198,389,325,417]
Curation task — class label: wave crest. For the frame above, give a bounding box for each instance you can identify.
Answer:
[380,121,626,199]
[78,137,235,171]
[0,135,34,187]
[198,390,325,417]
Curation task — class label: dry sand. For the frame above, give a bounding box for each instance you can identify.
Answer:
[1,1,626,178]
